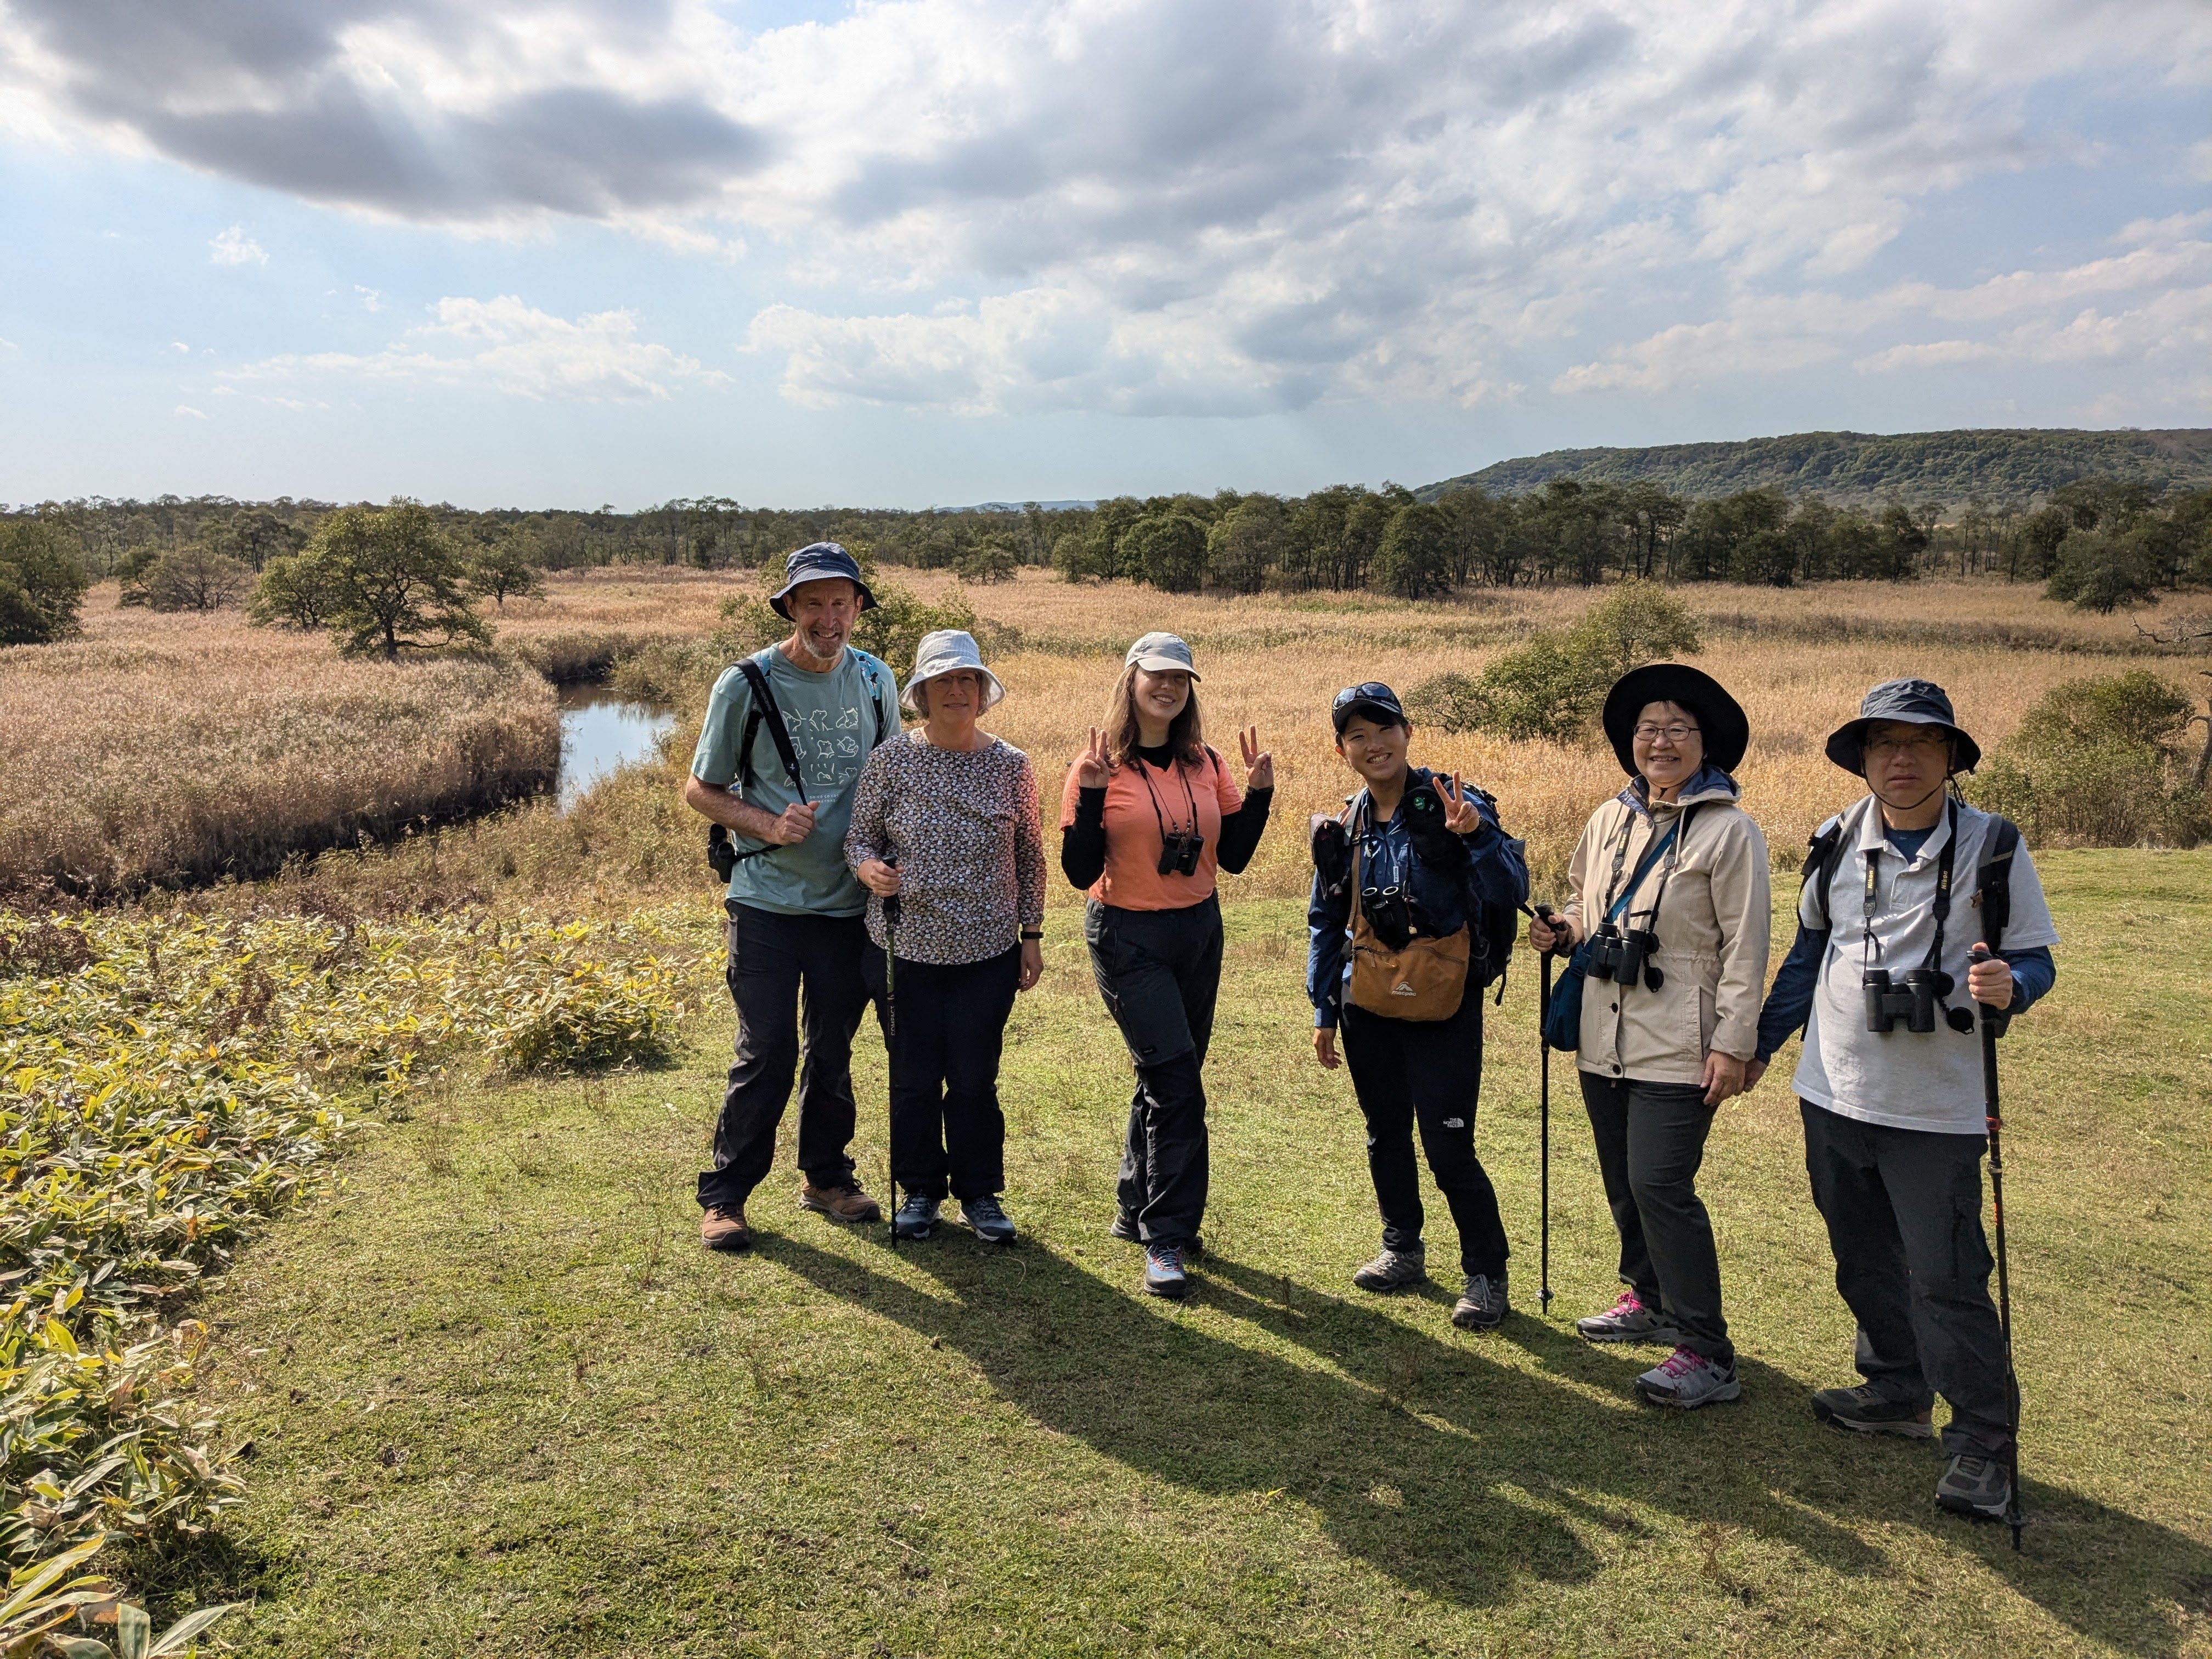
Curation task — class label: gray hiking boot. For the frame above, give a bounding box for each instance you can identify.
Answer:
[961,1195,1017,1246]
[1636,1346,1741,1409]
[890,1192,940,1240]
[1576,1289,1682,1345]
[1451,1272,1510,1330]
[1352,1246,1428,1293]
[1812,1384,1934,1438]
[1142,1243,1189,1299]
[1936,1453,2013,1521]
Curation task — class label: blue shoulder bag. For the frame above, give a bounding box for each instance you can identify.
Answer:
[1542,819,1680,1053]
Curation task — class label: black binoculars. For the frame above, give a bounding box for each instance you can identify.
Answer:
[1863,967,1973,1034]
[1588,922,1664,991]
[1156,831,1205,878]
[1361,882,1413,951]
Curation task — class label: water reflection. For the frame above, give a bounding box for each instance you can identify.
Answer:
[556,684,676,810]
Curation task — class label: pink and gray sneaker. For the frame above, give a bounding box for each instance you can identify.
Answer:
[1575,1289,1684,1346]
[1635,1345,1741,1409]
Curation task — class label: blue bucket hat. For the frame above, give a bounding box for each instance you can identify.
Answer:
[1825,678,1981,775]
[769,542,877,620]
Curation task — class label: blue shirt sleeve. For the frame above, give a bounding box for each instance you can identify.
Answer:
[1307,863,1352,1029]
[1756,921,1829,1063]
[1460,795,1530,909]
[1999,945,2055,1015]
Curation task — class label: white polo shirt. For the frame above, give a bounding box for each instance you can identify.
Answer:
[1791,795,2059,1136]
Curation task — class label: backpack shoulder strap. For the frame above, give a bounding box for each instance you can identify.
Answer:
[736,653,808,802]
[1975,814,2022,951]
[852,650,892,748]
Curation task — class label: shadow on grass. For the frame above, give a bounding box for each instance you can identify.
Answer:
[765,1234,2211,1654]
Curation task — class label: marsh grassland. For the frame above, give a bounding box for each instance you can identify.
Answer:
[3,569,2209,1656]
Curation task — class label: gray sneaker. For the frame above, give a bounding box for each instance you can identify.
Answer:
[1636,1346,1741,1409]
[1576,1289,1683,1346]
[1812,1384,1934,1438]
[960,1195,1017,1246]
[1142,1244,1189,1299]
[1936,1454,2012,1521]
[1352,1247,1428,1293]
[1451,1272,1510,1330]
[890,1192,940,1240]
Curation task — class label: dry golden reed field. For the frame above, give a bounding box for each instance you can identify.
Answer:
[1,566,2200,906]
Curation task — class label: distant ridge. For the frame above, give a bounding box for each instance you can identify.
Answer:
[1416,428,2212,507]
[933,500,1096,514]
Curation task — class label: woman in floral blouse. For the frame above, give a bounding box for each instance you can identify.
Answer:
[845,630,1045,1244]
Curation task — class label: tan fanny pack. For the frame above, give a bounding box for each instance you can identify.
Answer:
[1346,838,1470,1022]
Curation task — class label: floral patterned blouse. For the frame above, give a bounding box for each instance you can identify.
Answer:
[843,732,1046,964]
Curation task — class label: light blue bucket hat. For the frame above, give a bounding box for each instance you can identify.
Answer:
[901,629,1006,714]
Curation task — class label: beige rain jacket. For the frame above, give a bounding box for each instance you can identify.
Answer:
[1560,767,1771,1086]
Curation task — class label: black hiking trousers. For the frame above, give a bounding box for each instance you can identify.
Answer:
[864,943,1022,1202]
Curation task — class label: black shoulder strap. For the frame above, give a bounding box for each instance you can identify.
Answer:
[736,655,808,803]
[855,653,890,749]
[1802,797,1870,930]
[1976,815,2022,951]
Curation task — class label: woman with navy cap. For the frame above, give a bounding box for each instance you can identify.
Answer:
[1526,663,1770,1409]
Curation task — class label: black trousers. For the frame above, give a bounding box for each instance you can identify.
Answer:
[1579,1074,1733,1364]
[1085,896,1222,1248]
[696,904,870,1212]
[1801,1101,2013,1458]
[1341,993,1509,1278]
[864,943,1021,1201]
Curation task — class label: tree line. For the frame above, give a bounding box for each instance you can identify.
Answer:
[4,475,2209,648]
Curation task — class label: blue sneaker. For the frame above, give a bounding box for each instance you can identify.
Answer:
[890,1193,940,1240]
[961,1195,1017,1246]
[1142,1244,1189,1299]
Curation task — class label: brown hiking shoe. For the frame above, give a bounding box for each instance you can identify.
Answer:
[700,1204,751,1252]
[799,1180,881,1224]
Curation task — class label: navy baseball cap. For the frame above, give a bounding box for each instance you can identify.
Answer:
[770,542,878,619]
[1331,681,1408,734]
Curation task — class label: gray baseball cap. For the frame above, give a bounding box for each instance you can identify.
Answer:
[1125,631,1200,680]
[901,629,1005,714]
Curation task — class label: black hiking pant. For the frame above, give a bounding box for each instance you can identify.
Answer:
[696,904,869,1213]
[1580,1074,1734,1365]
[1341,993,1509,1278]
[1085,896,1222,1249]
[864,943,1022,1202]
[1802,1101,2013,1458]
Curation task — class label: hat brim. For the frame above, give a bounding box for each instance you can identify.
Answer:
[900,665,1006,715]
[1601,664,1750,776]
[769,571,878,620]
[1825,716,1982,776]
[1127,654,1201,681]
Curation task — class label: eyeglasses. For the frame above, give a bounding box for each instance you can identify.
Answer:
[1632,723,1700,743]
[1865,732,1951,757]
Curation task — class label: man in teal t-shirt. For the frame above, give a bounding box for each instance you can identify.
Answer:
[682,543,901,1249]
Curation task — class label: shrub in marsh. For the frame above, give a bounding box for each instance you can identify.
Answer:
[246,549,344,629]
[1969,670,2210,846]
[0,519,89,646]
[2045,529,2159,613]
[143,543,250,613]
[255,501,490,659]
[956,533,1019,583]
[1407,579,1703,742]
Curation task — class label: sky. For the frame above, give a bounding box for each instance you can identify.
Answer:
[1,0,2208,510]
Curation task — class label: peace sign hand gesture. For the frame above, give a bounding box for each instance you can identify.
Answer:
[1074,726,1110,789]
[1238,725,1274,792]
[1438,772,1483,835]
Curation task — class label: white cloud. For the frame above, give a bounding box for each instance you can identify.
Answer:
[209,224,266,266]
[232,294,728,403]
[356,286,385,312]
[173,404,207,418]
[170,340,188,353]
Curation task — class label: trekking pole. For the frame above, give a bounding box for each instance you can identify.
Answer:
[1532,903,1558,1313]
[1970,941,2026,1550]
[883,861,901,1250]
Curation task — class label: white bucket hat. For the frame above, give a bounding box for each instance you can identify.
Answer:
[901,629,1006,714]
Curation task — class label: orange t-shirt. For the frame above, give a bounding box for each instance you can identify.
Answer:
[1059,748,1244,911]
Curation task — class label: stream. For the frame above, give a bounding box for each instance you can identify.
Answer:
[555,684,677,810]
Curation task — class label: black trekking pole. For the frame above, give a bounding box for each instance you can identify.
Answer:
[882,861,901,1250]
[1531,903,1559,1314]
[1970,941,2026,1550]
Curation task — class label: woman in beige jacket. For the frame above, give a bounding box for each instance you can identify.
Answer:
[1527,664,1770,1410]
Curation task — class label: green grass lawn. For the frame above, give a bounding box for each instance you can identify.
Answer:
[161,850,2211,1657]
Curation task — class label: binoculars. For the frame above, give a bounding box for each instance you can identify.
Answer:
[1361,882,1414,951]
[1863,967,1973,1034]
[1588,922,1664,991]
[1156,831,1205,878]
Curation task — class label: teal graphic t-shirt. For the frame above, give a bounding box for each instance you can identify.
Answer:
[690,646,900,917]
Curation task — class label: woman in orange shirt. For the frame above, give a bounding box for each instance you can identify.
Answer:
[1059,632,1274,1299]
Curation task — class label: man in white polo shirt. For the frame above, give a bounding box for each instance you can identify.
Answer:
[1750,679,2058,1526]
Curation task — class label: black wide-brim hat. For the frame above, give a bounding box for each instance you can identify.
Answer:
[770,541,878,620]
[1601,663,1750,776]
[1825,678,1981,775]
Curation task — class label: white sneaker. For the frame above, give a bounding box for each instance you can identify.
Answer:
[1636,1346,1741,1409]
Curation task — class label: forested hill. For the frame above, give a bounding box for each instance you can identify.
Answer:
[1418,428,2212,507]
